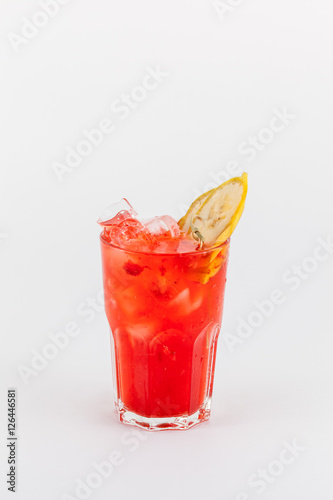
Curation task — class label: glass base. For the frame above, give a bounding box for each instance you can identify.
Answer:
[115,398,212,431]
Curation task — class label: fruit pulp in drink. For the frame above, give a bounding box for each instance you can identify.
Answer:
[100,233,229,419]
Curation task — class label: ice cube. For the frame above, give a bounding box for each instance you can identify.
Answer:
[109,219,150,248]
[141,215,180,238]
[98,198,138,227]
[98,199,142,244]
[126,321,160,339]
[168,287,203,315]
[98,202,181,250]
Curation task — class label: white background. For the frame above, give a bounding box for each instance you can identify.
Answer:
[1,1,333,499]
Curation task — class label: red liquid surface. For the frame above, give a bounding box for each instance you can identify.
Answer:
[100,233,229,418]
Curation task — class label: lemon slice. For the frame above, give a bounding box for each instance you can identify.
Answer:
[187,243,230,284]
[180,173,248,247]
[178,188,215,233]
[179,173,248,283]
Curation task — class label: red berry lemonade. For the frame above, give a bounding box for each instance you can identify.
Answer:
[99,200,230,430]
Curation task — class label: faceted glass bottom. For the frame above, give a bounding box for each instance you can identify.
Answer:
[115,397,212,431]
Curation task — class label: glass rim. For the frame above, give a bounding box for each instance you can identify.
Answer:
[99,233,230,257]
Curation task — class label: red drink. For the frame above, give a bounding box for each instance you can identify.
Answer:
[99,206,230,430]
